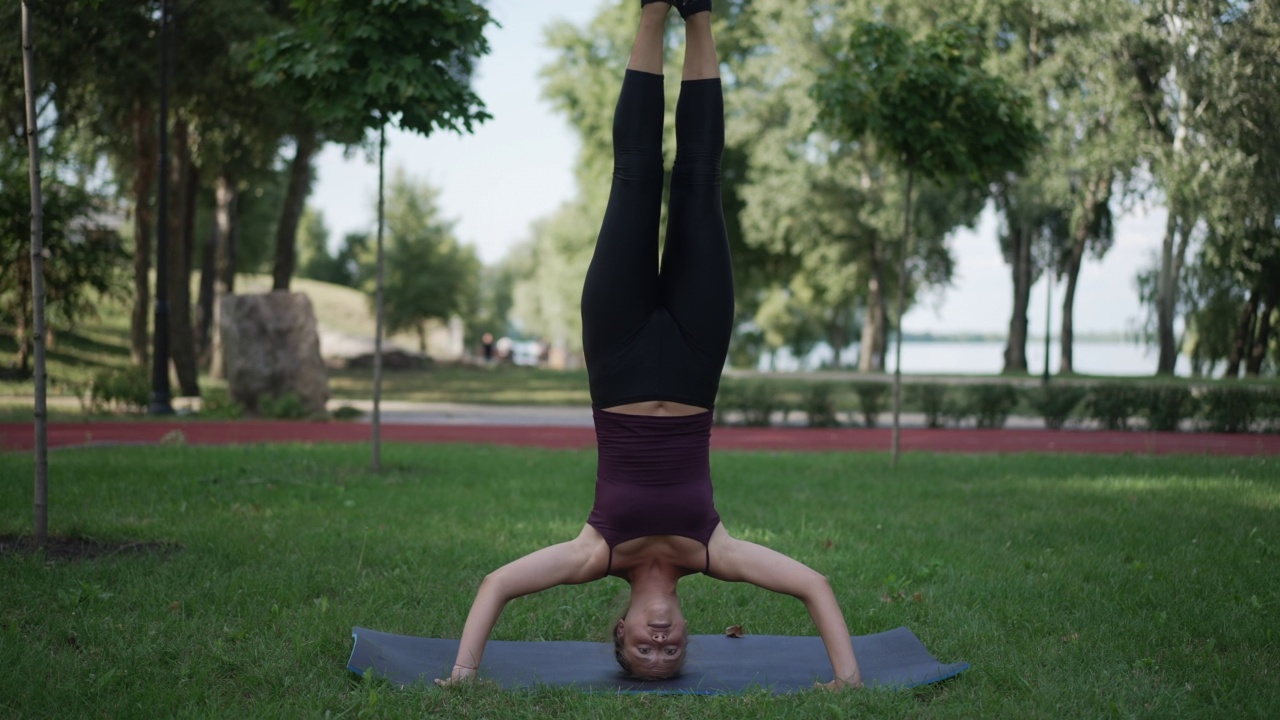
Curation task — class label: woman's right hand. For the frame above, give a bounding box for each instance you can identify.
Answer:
[433,665,477,687]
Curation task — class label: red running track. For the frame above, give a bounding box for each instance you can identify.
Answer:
[1,421,1277,456]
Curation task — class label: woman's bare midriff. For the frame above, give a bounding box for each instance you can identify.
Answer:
[602,400,708,416]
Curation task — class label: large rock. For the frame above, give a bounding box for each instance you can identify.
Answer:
[219,292,330,414]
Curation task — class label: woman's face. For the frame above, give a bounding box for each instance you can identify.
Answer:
[616,598,689,678]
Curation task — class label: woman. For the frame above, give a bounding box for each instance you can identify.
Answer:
[437,0,863,690]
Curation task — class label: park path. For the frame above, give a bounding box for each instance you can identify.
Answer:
[1,408,1277,456]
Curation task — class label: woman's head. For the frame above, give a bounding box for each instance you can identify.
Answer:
[612,596,689,680]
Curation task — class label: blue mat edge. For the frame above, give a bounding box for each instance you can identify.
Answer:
[346,627,970,694]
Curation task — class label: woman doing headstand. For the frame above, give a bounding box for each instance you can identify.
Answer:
[438,0,863,689]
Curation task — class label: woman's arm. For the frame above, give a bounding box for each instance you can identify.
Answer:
[710,533,863,689]
[436,526,603,685]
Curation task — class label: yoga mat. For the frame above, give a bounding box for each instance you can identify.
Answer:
[348,626,968,694]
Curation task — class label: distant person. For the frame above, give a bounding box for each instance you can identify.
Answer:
[481,332,495,365]
[437,1,862,689]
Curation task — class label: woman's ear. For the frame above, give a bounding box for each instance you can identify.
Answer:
[615,619,625,639]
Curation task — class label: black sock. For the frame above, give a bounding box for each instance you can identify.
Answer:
[674,0,712,19]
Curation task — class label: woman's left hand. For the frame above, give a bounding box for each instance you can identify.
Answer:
[814,675,864,691]
[434,665,477,687]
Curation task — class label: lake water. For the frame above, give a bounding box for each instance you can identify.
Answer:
[761,340,1192,377]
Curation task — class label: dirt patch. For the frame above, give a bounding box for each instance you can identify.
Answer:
[0,534,183,562]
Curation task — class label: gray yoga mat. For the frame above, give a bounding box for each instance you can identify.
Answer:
[348,626,968,694]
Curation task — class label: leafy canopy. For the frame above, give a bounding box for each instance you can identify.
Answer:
[813,21,1041,182]
[252,0,495,138]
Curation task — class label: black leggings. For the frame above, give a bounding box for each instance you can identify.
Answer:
[581,70,734,410]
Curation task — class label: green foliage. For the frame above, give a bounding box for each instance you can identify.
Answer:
[356,171,480,349]
[909,384,948,429]
[331,405,363,421]
[851,382,889,428]
[252,0,494,140]
[1030,385,1087,430]
[813,21,1040,186]
[1139,385,1198,432]
[716,379,779,427]
[85,366,149,414]
[1199,387,1259,434]
[802,383,840,428]
[0,144,130,372]
[1084,384,1143,431]
[966,384,1020,429]
[1258,389,1280,434]
[199,387,244,419]
[258,392,311,420]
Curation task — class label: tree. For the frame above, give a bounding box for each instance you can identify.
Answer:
[21,0,47,548]
[358,171,480,353]
[1,145,130,374]
[253,0,493,471]
[814,21,1039,465]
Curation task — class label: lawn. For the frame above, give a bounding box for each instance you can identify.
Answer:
[2,444,1277,718]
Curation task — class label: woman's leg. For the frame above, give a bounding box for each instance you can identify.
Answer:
[581,4,669,367]
[659,10,733,365]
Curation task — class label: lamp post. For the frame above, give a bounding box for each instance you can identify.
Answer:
[149,0,173,415]
[1042,267,1052,385]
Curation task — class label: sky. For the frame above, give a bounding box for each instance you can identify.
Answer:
[310,0,1167,339]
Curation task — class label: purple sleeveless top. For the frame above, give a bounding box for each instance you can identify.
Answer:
[586,407,721,572]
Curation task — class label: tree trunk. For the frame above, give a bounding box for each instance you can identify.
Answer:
[1003,224,1031,373]
[829,308,848,368]
[195,212,217,368]
[130,100,156,368]
[1059,225,1088,376]
[859,242,886,372]
[1246,299,1271,377]
[273,128,318,291]
[372,126,387,472]
[891,166,914,468]
[1225,291,1258,378]
[1156,210,1190,375]
[167,116,200,397]
[208,172,238,380]
[22,0,48,547]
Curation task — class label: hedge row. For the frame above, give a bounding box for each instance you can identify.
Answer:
[715,378,1280,434]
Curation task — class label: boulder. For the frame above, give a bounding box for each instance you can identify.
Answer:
[219,292,330,414]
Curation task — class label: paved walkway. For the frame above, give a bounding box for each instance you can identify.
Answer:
[1,400,1276,456]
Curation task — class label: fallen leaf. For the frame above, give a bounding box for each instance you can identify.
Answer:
[167,601,182,612]
[1060,633,1079,643]
[912,592,923,602]
[824,538,834,549]
[724,624,744,638]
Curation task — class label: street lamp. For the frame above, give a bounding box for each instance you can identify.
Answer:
[149,0,173,415]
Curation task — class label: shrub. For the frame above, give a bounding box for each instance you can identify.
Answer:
[87,367,149,414]
[1029,384,1086,430]
[943,396,972,428]
[716,380,779,427]
[1258,389,1280,434]
[910,384,947,429]
[258,392,311,420]
[966,384,1020,429]
[200,388,243,419]
[332,405,364,421]
[802,383,840,428]
[1199,386,1258,433]
[1084,384,1143,431]
[851,382,889,428]
[1139,385,1197,432]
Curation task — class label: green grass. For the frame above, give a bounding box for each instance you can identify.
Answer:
[2,445,1277,718]
[328,364,590,406]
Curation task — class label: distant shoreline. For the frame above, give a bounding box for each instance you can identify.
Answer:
[901,332,1136,344]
